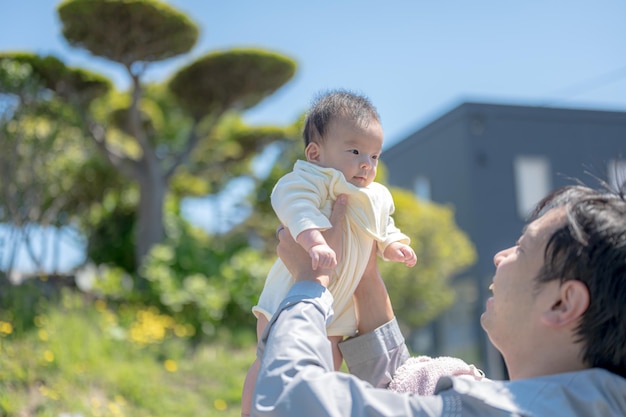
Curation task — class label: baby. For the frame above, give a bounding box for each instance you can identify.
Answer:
[241,89,416,416]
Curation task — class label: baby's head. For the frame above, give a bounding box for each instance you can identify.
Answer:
[302,89,384,188]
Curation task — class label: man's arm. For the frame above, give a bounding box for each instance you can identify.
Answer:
[253,196,444,417]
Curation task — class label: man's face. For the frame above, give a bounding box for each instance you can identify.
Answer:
[309,116,383,188]
[481,207,566,357]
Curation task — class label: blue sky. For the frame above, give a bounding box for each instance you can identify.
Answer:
[2,0,626,147]
[2,0,626,272]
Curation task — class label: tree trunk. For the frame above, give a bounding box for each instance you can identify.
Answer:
[135,167,167,271]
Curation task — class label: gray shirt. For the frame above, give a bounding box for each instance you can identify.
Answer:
[253,281,626,416]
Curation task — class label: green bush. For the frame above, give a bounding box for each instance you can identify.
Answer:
[0,276,52,335]
[139,212,272,341]
[0,286,255,416]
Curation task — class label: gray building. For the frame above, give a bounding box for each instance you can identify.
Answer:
[382,101,626,378]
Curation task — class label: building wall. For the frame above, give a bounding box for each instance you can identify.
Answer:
[382,101,626,378]
[383,104,474,230]
[467,104,626,279]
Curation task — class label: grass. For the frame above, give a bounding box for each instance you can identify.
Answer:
[0,289,257,417]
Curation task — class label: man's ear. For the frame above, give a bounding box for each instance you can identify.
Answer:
[305,142,321,162]
[541,280,589,327]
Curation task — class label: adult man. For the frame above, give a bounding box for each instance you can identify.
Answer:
[252,187,626,416]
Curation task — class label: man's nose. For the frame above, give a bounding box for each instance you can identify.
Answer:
[493,247,512,267]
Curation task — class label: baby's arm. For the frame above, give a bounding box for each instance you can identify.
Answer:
[383,242,417,267]
[297,228,337,270]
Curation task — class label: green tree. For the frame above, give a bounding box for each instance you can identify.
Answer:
[2,0,297,271]
[0,58,117,275]
[240,115,304,257]
[379,187,476,336]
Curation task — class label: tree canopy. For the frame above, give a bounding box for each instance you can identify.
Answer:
[10,0,297,268]
[58,0,199,66]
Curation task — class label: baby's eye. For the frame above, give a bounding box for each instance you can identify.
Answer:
[372,154,379,160]
[349,149,359,155]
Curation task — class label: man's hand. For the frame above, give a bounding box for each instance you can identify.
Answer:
[277,195,347,287]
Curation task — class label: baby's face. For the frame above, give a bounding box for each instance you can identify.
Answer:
[309,116,384,188]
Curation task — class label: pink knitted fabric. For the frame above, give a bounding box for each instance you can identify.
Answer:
[388,355,484,395]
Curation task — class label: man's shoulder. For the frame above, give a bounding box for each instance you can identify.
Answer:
[435,369,626,416]
[435,376,517,412]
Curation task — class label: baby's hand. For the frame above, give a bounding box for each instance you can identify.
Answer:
[384,243,417,267]
[309,243,337,270]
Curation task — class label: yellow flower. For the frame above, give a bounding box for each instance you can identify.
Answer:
[0,321,13,335]
[108,402,121,416]
[164,359,178,372]
[43,350,55,362]
[129,308,177,345]
[38,329,49,341]
[214,399,228,411]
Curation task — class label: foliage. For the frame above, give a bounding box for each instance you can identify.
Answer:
[0,276,50,335]
[240,115,304,257]
[0,58,116,273]
[58,0,199,65]
[0,52,111,106]
[380,188,477,330]
[87,200,137,272]
[0,59,78,226]
[0,286,255,417]
[173,111,294,196]
[138,210,273,339]
[168,49,297,119]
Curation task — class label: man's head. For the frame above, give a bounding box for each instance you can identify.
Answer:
[303,90,383,188]
[482,185,626,378]
[536,191,626,377]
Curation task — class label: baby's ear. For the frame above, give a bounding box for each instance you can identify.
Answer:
[305,142,321,162]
